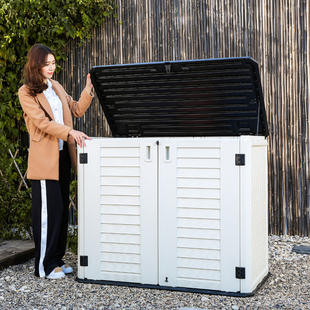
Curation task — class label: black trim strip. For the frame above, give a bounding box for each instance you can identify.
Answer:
[75,272,270,298]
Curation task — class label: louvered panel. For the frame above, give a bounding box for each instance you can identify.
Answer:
[101,252,140,264]
[178,228,221,240]
[176,143,221,289]
[100,142,142,283]
[90,58,268,137]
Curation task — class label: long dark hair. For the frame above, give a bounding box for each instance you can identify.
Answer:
[23,44,56,96]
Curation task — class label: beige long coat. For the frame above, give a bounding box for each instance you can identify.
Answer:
[18,79,93,180]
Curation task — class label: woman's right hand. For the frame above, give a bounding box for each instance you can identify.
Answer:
[68,129,91,148]
[85,73,93,95]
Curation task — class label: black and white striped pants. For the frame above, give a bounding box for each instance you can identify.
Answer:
[31,142,71,277]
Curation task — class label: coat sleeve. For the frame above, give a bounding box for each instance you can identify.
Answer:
[18,86,72,141]
[53,80,94,118]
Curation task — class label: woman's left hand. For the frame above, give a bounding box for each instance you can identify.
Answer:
[69,129,92,148]
[85,73,93,95]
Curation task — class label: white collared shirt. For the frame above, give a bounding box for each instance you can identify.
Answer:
[43,79,64,150]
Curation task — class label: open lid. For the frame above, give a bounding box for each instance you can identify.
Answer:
[90,57,269,137]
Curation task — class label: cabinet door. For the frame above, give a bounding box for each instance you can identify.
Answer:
[78,138,158,284]
[158,138,241,292]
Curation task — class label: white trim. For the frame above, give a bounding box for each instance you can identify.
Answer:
[39,180,48,277]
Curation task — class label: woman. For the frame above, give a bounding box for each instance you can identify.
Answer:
[18,44,93,279]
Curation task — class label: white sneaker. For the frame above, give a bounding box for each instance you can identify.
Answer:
[61,264,73,274]
[46,267,65,279]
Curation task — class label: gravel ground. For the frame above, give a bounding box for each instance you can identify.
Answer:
[0,235,309,310]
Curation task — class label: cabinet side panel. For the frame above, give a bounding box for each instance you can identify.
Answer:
[79,139,102,280]
[251,143,268,290]
[77,144,85,279]
[140,139,158,284]
[219,139,240,292]
[158,139,178,286]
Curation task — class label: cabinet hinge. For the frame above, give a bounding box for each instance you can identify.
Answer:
[235,154,245,166]
[80,153,88,164]
[236,267,246,279]
[80,256,88,266]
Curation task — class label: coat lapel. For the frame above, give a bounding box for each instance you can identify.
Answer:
[36,92,54,121]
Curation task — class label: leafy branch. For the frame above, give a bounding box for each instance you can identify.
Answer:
[0,0,116,239]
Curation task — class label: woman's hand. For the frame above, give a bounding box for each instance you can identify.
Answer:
[85,73,93,95]
[69,129,92,148]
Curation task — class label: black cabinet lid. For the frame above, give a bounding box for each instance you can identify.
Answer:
[90,57,269,137]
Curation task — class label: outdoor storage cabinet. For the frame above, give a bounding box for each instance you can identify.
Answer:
[77,58,269,296]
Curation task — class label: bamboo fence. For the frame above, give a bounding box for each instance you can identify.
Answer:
[56,0,310,236]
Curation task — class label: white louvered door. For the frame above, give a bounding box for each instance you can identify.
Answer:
[158,138,241,292]
[79,137,242,292]
[78,138,158,284]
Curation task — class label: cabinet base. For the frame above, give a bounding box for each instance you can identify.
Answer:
[76,272,270,297]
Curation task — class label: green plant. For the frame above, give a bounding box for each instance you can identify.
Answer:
[67,225,78,254]
[0,0,116,239]
[66,179,78,253]
[0,153,32,239]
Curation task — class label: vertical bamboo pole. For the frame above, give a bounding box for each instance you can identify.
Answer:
[306,0,310,236]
